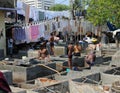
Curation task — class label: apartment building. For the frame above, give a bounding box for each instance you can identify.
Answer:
[19,0,55,10]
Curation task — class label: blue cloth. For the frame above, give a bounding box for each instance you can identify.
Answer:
[107,21,117,31]
[13,27,26,41]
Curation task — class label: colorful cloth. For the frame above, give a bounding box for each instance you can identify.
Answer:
[30,25,39,41]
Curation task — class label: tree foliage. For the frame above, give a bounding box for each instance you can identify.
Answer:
[49,4,70,11]
[86,0,120,27]
[73,0,90,10]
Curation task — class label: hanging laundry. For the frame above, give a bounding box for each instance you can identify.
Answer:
[44,22,50,40]
[70,20,76,32]
[22,27,26,40]
[17,1,25,16]
[25,25,31,43]
[58,22,60,28]
[44,23,47,31]
[13,26,26,44]
[34,9,39,21]
[52,23,56,31]
[49,21,53,32]
[44,31,50,40]
[47,22,50,32]
[39,23,45,38]
[18,27,26,41]
[30,25,39,42]
[55,21,58,31]
[29,6,36,20]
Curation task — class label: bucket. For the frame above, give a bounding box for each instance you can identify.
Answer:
[66,68,70,72]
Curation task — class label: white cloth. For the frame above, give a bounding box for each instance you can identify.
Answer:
[25,26,31,43]
[84,37,92,44]
[17,1,25,16]
[39,23,45,38]
[34,9,39,21]
[29,6,36,19]
[112,29,120,38]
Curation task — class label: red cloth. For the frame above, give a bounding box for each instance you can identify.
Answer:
[0,71,11,92]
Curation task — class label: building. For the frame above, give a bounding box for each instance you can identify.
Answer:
[19,0,55,10]
[42,0,55,10]
[0,0,16,58]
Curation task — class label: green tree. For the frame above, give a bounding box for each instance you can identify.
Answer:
[49,4,70,11]
[86,0,120,28]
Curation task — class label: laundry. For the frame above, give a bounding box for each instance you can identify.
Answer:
[30,25,39,41]
[13,26,26,41]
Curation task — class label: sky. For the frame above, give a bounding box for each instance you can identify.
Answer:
[55,0,69,5]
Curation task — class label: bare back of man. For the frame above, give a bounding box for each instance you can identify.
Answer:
[38,48,48,60]
[84,51,96,68]
[68,43,74,69]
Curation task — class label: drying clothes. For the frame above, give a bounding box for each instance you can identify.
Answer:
[49,21,53,32]
[47,22,50,32]
[22,27,26,40]
[44,22,50,40]
[44,24,47,31]
[55,22,58,31]
[60,20,65,30]
[39,23,45,37]
[30,25,39,42]
[17,1,25,16]
[44,31,50,40]
[70,20,75,28]
[52,23,56,31]
[70,20,77,32]
[58,22,60,28]
[29,6,35,19]
[34,9,39,21]
[25,26,31,43]
[13,27,26,41]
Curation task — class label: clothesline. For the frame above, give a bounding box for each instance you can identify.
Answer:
[17,1,70,21]
[5,19,98,45]
[7,19,73,44]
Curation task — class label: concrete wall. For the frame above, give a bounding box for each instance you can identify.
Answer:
[0,11,6,57]
[1,70,13,85]
[0,65,27,83]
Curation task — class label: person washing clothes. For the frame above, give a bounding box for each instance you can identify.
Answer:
[84,51,96,69]
[37,44,50,62]
[74,42,82,56]
[67,41,74,69]
[49,33,55,56]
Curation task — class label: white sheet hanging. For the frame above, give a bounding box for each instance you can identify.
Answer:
[17,1,25,16]
[25,25,31,43]
[39,23,45,38]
